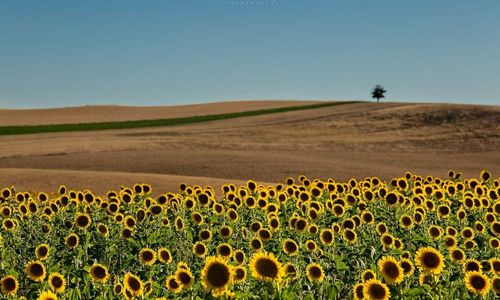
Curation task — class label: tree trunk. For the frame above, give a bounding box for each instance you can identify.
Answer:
[377,97,380,103]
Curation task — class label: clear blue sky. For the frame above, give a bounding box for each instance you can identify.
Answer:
[1,0,499,108]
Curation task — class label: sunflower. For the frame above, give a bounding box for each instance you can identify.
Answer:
[25,260,46,282]
[121,228,133,239]
[380,233,394,248]
[490,258,500,274]
[158,248,172,264]
[353,282,365,300]
[193,242,208,258]
[415,247,445,274]
[124,216,136,228]
[139,248,157,265]
[428,225,442,240]
[142,280,153,297]
[199,229,212,241]
[282,239,299,256]
[464,271,491,296]
[320,229,334,246]
[492,276,500,294]
[449,248,466,263]
[233,266,247,283]
[123,272,143,297]
[399,215,413,229]
[361,270,376,282]
[175,268,194,289]
[220,226,233,240]
[284,263,299,280]
[233,250,245,265]
[305,240,317,252]
[2,218,16,231]
[250,238,263,251]
[378,256,404,285]
[464,259,482,272]
[48,273,66,293]
[217,243,233,258]
[399,258,414,277]
[1,275,19,295]
[89,264,109,283]
[363,278,390,300]
[65,233,79,249]
[250,251,285,282]
[306,263,325,282]
[165,275,182,293]
[444,236,457,249]
[35,243,50,260]
[361,211,374,224]
[75,213,91,229]
[258,228,272,241]
[113,282,123,295]
[461,227,475,240]
[489,238,500,249]
[38,291,58,300]
[97,223,109,237]
[464,240,476,250]
[419,273,434,285]
[343,229,358,244]
[177,261,189,270]
[201,256,234,297]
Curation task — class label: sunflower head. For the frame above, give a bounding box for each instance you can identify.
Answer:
[449,248,466,263]
[193,242,208,258]
[306,263,325,282]
[89,264,109,283]
[378,256,404,285]
[65,233,79,249]
[464,271,491,296]
[1,275,19,295]
[361,270,376,282]
[48,273,66,293]
[123,272,143,297]
[464,259,482,272]
[490,258,500,275]
[201,256,234,297]
[165,275,182,293]
[284,263,299,280]
[363,278,390,300]
[250,251,285,283]
[233,250,245,265]
[343,229,358,244]
[175,268,194,289]
[139,248,157,266]
[353,283,364,300]
[399,258,414,277]
[282,239,299,256]
[38,291,58,300]
[233,266,247,283]
[35,244,50,260]
[75,213,91,229]
[415,247,445,275]
[158,248,172,264]
[25,260,46,282]
[217,243,233,258]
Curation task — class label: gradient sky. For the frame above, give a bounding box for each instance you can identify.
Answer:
[0,0,499,108]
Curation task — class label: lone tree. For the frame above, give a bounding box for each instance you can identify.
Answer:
[371,85,386,103]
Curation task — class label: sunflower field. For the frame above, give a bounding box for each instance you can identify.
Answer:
[0,170,499,299]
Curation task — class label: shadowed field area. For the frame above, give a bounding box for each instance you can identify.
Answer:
[0,100,498,194]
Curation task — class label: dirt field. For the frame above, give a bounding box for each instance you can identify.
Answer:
[0,101,498,194]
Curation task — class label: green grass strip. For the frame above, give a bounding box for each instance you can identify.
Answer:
[0,101,361,136]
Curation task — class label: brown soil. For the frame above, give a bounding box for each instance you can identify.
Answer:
[0,101,498,195]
